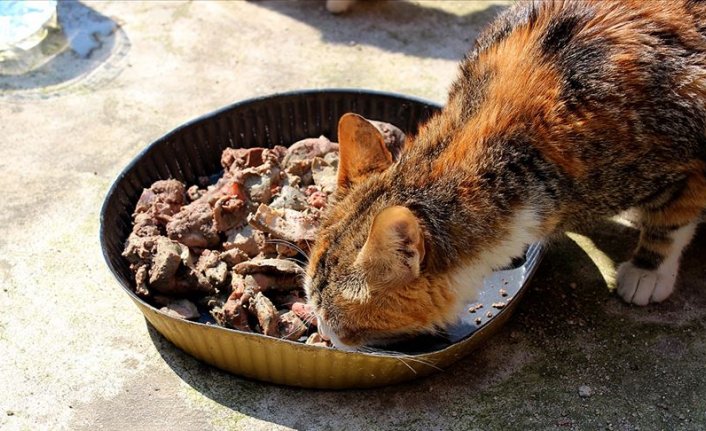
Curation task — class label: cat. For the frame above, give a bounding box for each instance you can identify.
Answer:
[305,0,706,349]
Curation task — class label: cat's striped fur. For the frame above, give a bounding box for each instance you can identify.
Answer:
[305,0,706,348]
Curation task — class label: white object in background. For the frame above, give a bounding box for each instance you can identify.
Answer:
[0,0,59,75]
[0,1,57,48]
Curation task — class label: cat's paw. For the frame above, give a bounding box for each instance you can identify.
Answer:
[616,261,677,305]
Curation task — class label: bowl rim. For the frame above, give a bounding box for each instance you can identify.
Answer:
[99,88,545,361]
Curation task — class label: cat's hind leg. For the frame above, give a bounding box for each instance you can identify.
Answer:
[617,174,706,305]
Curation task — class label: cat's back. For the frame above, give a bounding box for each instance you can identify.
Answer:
[438,0,706,170]
[474,0,706,58]
[401,0,706,222]
[457,0,706,111]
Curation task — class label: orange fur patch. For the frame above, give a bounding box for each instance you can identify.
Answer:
[432,18,588,179]
[644,164,706,227]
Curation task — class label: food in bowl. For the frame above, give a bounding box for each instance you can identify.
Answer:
[122,118,406,345]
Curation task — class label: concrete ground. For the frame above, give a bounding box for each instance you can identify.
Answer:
[1,1,705,430]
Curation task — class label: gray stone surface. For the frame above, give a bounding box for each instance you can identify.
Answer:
[1,1,705,430]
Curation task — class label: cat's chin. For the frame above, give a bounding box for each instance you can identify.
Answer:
[316,318,358,351]
[329,338,358,352]
[318,312,437,351]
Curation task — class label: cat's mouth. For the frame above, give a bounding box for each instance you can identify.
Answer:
[316,311,432,351]
[315,316,358,351]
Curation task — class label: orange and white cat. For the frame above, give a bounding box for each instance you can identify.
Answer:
[306,0,706,349]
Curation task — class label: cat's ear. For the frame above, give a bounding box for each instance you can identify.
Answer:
[355,206,426,288]
[337,113,393,193]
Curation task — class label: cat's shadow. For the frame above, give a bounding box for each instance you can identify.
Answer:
[143,218,706,428]
[247,0,507,61]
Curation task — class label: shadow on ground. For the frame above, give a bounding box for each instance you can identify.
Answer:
[250,0,507,61]
[146,220,706,429]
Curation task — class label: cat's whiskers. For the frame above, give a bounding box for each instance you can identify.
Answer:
[264,238,310,263]
[276,312,319,341]
[277,256,308,270]
[303,239,312,257]
[301,314,317,327]
[393,356,417,375]
[278,319,308,341]
[357,346,443,372]
[355,346,417,374]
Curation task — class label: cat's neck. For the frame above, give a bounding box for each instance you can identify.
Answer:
[391,114,559,277]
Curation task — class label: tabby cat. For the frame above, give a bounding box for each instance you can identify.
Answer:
[305,0,706,349]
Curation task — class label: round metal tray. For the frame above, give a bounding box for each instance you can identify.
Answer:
[100,89,545,389]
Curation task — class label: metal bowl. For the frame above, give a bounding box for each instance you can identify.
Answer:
[100,89,545,389]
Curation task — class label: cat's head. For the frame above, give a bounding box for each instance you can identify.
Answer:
[304,113,460,350]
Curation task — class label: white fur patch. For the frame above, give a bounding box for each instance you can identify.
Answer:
[446,207,543,319]
[316,316,356,351]
[617,222,697,305]
[613,209,641,228]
